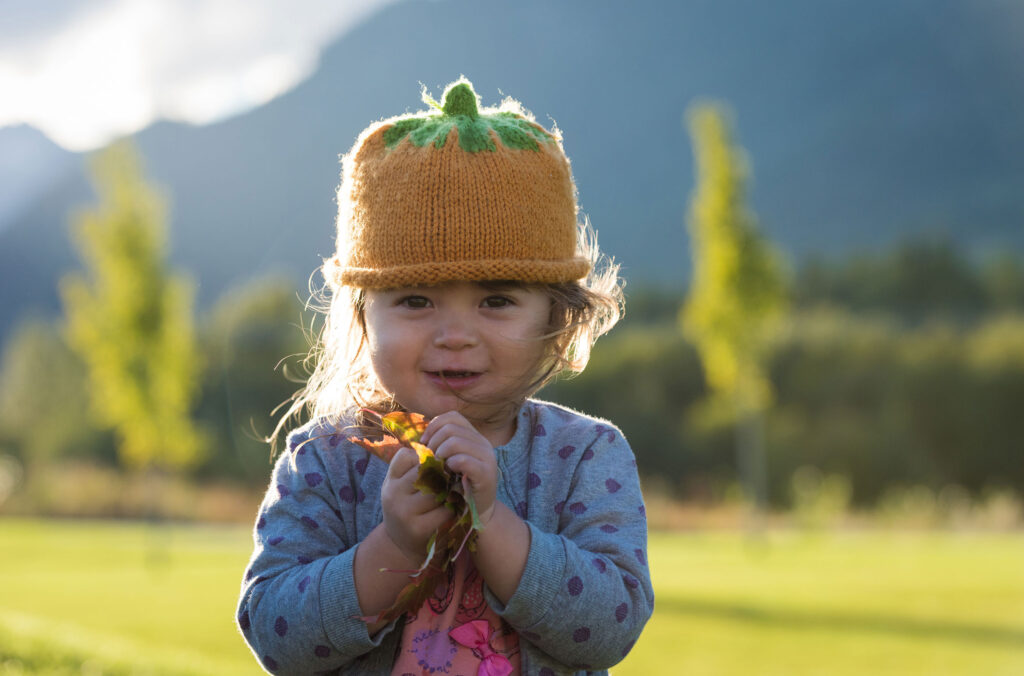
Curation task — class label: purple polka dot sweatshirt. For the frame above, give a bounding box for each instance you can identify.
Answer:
[236,399,654,675]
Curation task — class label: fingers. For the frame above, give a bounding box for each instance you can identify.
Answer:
[382,471,444,518]
[422,413,489,460]
[401,488,442,514]
[390,411,497,516]
[433,436,489,476]
[392,415,496,494]
[419,412,498,523]
[382,502,451,563]
[385,450,433,509]
[386,446,419,482]
[382,448,451,560]
[419,410,475,447]
[431,428,483,462]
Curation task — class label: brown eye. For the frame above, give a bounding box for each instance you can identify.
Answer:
[400,295,431,308]
[482,295,513,308]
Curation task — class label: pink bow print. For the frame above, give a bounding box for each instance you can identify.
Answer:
[449,620,513,676]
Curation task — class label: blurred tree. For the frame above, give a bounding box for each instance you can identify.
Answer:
[621,285,685,326]
[887,236,984,318]
[981,253,1024,312]
[548,311,1024,506]
[194,276,309,484]
[543,327,707,492]
[60,141,206,470]
[0,319,113,467]
[766,310,920,505]
[682,103,788,513]
[793,236,1017,321]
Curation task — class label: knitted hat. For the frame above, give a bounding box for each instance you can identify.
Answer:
[328,78,591,288]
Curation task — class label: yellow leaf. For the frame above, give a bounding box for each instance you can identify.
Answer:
[381,411,429,443]
[411,441,434,464]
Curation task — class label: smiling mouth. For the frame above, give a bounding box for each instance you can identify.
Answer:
[425,370,482,389]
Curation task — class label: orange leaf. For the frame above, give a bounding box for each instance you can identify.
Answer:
[381,411,429,444]
[349,435,402,463]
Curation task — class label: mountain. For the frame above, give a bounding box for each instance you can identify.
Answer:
[0,125,78,228]
[3,0,1024,350]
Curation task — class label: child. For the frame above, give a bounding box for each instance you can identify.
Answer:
[237,78,653,676]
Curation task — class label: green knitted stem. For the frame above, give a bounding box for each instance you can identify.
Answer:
[442,83,479,118]
[381,80,554,153]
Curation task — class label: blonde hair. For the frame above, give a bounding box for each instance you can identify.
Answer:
[268,219,623,456]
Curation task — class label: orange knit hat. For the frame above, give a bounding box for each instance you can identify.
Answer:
[327,78,591,289]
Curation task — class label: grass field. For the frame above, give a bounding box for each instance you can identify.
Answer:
[1,519,1022,675]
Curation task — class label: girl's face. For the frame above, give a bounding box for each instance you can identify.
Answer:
[363,281,551,446]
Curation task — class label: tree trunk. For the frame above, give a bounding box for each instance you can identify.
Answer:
[737,407,767,534]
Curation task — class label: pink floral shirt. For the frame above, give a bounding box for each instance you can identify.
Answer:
[392,553,520,676]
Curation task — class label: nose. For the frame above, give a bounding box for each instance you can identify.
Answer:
[432,310,478,350]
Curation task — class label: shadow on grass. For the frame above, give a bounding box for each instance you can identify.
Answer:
[657,596,1024,648]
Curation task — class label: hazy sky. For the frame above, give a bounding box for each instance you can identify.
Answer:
[0,0,400,151]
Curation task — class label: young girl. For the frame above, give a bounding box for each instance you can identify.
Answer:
[237,78,653,676]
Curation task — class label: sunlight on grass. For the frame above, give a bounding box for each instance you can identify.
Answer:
[1,520,1022,675]
[0,519,255,675]
[617,530,1024,675]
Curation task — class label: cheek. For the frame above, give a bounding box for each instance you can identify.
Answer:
[363,304,397,355]
[495,326,549,373]
[367,330,403,370]
[365,323,424,385]
[363,319,395,372]
[517,308,554,346]
[509,302,552,349]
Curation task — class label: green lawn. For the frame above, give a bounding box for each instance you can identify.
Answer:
[638,530,1024,675]
[1,519,1022,675]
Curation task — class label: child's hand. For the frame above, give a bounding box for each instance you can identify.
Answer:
[381,446,452,564]
[420,411,499,526]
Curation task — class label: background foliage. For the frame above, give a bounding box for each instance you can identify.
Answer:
[3,234,1023,516]
[59,142,205,470]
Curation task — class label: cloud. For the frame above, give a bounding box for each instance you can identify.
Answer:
[0,0,401,151]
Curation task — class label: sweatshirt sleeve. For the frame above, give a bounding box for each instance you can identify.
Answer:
[235,429,398,674]
[486,423,654,672]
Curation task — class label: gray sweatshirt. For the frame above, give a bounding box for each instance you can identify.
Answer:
[237,399,654,675]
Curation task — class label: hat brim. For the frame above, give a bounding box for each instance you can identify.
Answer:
[333,257,591,289]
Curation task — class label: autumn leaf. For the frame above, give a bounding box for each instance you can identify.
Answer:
[351,410,484,625]
[349,435,402,463]
[381,411,428,444]
[348,410,427,463]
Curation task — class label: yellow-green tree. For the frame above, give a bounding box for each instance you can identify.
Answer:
[682,103,788,509]
[61,141,205,469]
